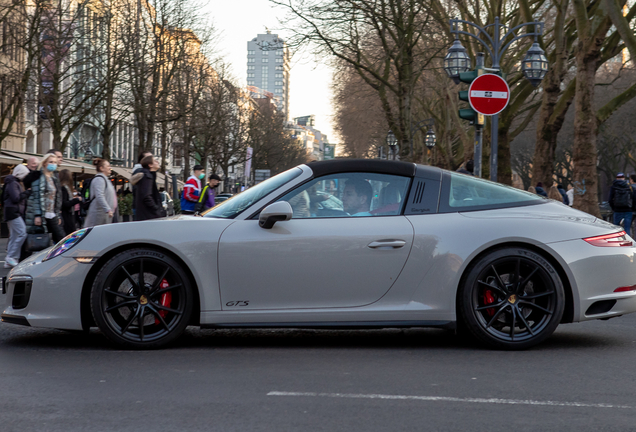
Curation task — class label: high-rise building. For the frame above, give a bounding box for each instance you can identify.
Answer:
[247,31,290,119]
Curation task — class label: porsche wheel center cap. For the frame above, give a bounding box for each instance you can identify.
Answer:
[508,295,517,304]
[139,295,148,305]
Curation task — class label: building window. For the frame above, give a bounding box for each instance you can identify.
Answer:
[275,65,283,70]
[275,81,283,86]
[248,65,255,70]
[247,80,254,85]
[275,73,283,78]
[277,50,283,56]
[263,50,268,55]
[247,58,254,63]
[247,50,255,55]
[262,57,268,63]
[275,58,283,63]
[275,89,283,94]
[247,73,254,78]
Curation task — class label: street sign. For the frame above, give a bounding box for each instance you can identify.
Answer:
[468,73,510,116]
[254,169,271,184]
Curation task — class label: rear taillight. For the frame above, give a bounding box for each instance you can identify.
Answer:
[614,285,636,292]
[583,231,633,247]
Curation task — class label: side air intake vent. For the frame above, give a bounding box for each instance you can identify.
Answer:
[413,181,425,204]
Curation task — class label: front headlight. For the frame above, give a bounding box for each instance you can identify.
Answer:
[43,228,92,261]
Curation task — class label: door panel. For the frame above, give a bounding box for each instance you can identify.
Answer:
[218,217,414,310]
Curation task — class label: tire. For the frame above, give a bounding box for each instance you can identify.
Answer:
[458,247,564,350]
[90,248,193,349]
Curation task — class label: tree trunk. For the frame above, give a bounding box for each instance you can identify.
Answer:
[572,55,600,216]
[497,128,512,185]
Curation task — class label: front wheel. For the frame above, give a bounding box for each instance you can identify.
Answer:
[90,248,193,349]
[458,247,564,350]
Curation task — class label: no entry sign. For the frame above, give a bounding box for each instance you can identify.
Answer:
[468,73,510,116]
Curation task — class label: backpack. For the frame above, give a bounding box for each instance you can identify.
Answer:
[81,176,106,211]
[613,183,633,209]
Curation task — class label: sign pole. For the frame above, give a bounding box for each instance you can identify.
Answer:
[490,114,498,182]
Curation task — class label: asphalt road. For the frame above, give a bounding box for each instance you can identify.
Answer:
[1,242,636,431]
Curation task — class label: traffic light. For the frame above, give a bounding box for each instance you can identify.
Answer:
[457,70,484,126]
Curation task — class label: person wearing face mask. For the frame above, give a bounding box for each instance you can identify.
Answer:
[24,153,65,245]
[180,164,204,215]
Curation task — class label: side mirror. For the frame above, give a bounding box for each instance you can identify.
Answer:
[259,201,293,229]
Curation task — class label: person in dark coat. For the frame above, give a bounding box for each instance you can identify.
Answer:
[59,169,82,235]
[535,182,548,197]
[132,155,166,221]
[609,172,633,236]
[3,165,31,267]
[456,160,474,176]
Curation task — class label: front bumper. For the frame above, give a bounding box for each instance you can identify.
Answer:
[1,251,93,330]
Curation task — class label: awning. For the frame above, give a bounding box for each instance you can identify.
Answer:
[110,166,132,180]
[0,150,96,174]
[0,153,25,165]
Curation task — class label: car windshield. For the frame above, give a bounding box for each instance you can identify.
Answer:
[203,167,302,219]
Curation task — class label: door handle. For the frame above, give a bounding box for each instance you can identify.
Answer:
[368,240,407,249]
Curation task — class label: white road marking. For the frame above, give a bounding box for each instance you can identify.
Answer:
[267,391,634,409]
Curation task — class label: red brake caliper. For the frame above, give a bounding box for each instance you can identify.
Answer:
[483,290,496,317]
[155,279,172,324]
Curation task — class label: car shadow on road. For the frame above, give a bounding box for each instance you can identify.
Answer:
[1,325,622,352]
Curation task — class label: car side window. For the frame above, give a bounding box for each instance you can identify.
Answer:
[278,172,410,219]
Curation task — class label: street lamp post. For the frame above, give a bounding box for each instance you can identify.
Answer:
[410,118,436,159]
[386,130,399,160]
[444,17,547,181]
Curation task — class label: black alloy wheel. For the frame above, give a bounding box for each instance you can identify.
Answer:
[91,248,193,349]
[458,247,564,350]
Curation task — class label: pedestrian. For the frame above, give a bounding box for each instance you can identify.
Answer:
[59,169,82,235]
[557,184,569,205]
[456,160,474,176]
[609,172,633,236]
[535,182,548,197]
[24,152,65,244]
[131,151,152,221]
[195,174,221,213]
[84,158,117,228]
[133,155,166,221]
[566,185,574,207]
[180,164,204,214]
[3,164,30,267]
[548,185,563,202]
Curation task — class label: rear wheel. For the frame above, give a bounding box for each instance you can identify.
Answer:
[90,248,193,349]
[458,247,564,350]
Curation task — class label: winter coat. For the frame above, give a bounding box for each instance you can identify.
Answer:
[61,186,81,235]
[180,175,201,212]
[131,163,143,212]
[2,175,30,221]
[609,179,633,212]
[84,173,116,228]
[134,169,166,221]
[195,184,216,212]
[25,171,62,233]
[535,186,548,197]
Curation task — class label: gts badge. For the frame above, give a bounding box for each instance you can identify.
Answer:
[226,301,249,307]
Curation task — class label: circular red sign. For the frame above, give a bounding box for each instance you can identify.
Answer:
[468,73,510,116]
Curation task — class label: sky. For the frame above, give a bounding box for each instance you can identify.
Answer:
[205,0,338,143]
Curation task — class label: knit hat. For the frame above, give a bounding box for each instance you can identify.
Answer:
[12,164,29,180]
[617,172,625,178]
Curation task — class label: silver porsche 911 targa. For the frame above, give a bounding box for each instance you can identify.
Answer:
[3,159,636,350]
